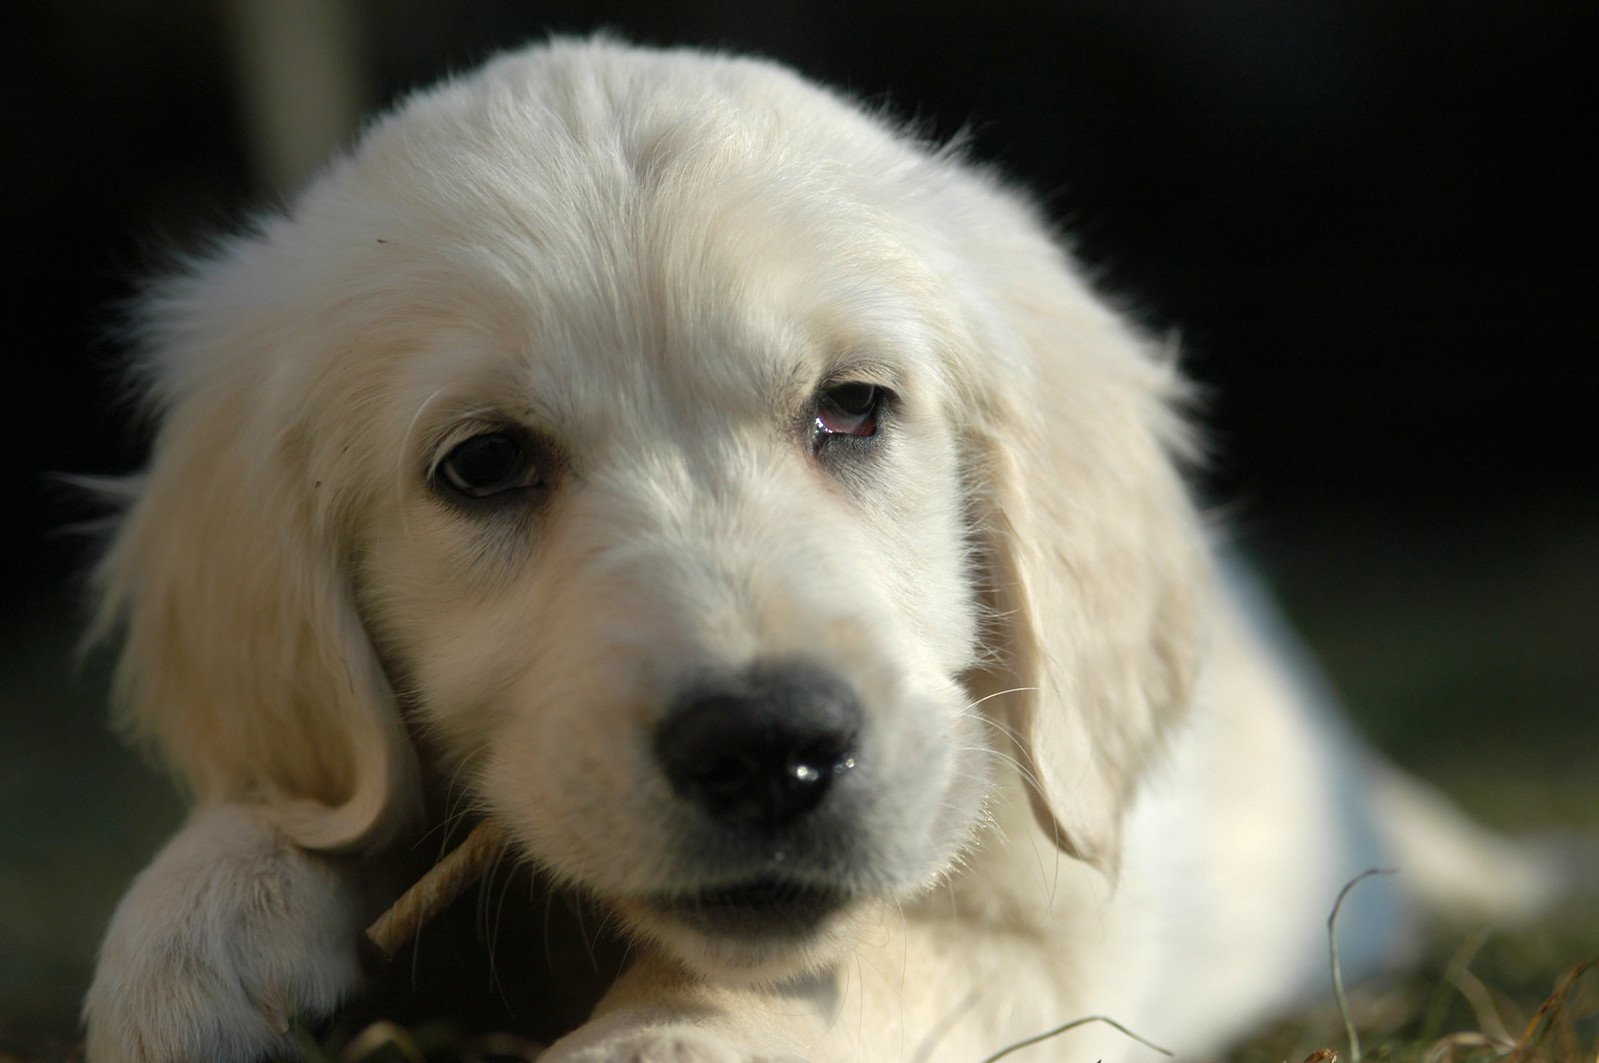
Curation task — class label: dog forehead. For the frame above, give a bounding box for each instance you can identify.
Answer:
[338,40,920,258]
[327,58,956,434]
[247,39,975,491]
[395,238,941,469]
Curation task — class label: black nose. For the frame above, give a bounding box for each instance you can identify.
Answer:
[655,663,862,830]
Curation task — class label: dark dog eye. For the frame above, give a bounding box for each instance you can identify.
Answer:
[813,382,886,449]
[434,432,540,499]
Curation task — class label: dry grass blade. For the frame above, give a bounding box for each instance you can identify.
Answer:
[1328,868,1396,1063]
[365,820,507,961]
[1418,927,1493,1048]
[974,1014,1171,1062]
[1505,958,1598,1063]
[1450,967,1517,1048]
[1419,1030,1501,1063]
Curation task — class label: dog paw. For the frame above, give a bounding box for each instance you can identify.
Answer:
[84,804,364,1062]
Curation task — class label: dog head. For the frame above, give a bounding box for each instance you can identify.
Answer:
[94,39,1205,981]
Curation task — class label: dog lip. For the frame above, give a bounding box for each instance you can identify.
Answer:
[651,875,849,938]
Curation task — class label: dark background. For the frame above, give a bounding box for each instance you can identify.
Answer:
[3,1,1595,1052]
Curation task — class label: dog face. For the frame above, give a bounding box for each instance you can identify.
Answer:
[94,40,1206,982]
[349,129,994,973]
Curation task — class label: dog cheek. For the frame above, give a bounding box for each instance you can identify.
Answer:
[862,440,982,674]
[478,702,671,892]
[479,618,689,893]
[883,682,993,868]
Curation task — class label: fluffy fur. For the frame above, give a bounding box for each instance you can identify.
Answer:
[83,38,1551,1062]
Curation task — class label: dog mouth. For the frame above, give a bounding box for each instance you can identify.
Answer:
[650,875,850,938]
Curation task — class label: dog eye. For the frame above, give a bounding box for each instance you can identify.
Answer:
[434,432,540,499]
[813,383,886,449]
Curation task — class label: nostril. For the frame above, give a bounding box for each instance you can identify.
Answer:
[693,750,762,800]
[655,664,862,830]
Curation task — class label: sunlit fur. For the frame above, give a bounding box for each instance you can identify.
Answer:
[83,38,1552,1063]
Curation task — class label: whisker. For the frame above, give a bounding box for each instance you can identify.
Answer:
[541,878,558,974]
[574,890,601,974]
[487,848,518,1014]
[962,685,1038,712]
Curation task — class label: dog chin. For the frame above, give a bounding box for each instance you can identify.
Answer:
[621,884,868,984]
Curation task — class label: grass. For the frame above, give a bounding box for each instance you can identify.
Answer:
[1226,931,1599,1063]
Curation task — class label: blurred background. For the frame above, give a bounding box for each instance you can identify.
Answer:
[3,0,1594,1054]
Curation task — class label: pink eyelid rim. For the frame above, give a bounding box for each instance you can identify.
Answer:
[814,386,880,437]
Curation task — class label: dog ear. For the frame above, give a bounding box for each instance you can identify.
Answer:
[87,256,417,852]
[959,235,1208,875]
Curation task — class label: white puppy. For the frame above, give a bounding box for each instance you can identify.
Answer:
[83,37,1551,1062]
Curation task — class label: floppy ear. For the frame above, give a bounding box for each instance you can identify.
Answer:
[89,260,417,852]
[959,232,1208,874]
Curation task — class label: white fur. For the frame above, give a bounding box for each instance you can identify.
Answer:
[85,805,363,1060]
[83,38,1547,1062]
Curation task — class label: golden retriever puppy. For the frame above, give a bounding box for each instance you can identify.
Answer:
[82,37,1553,1062]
